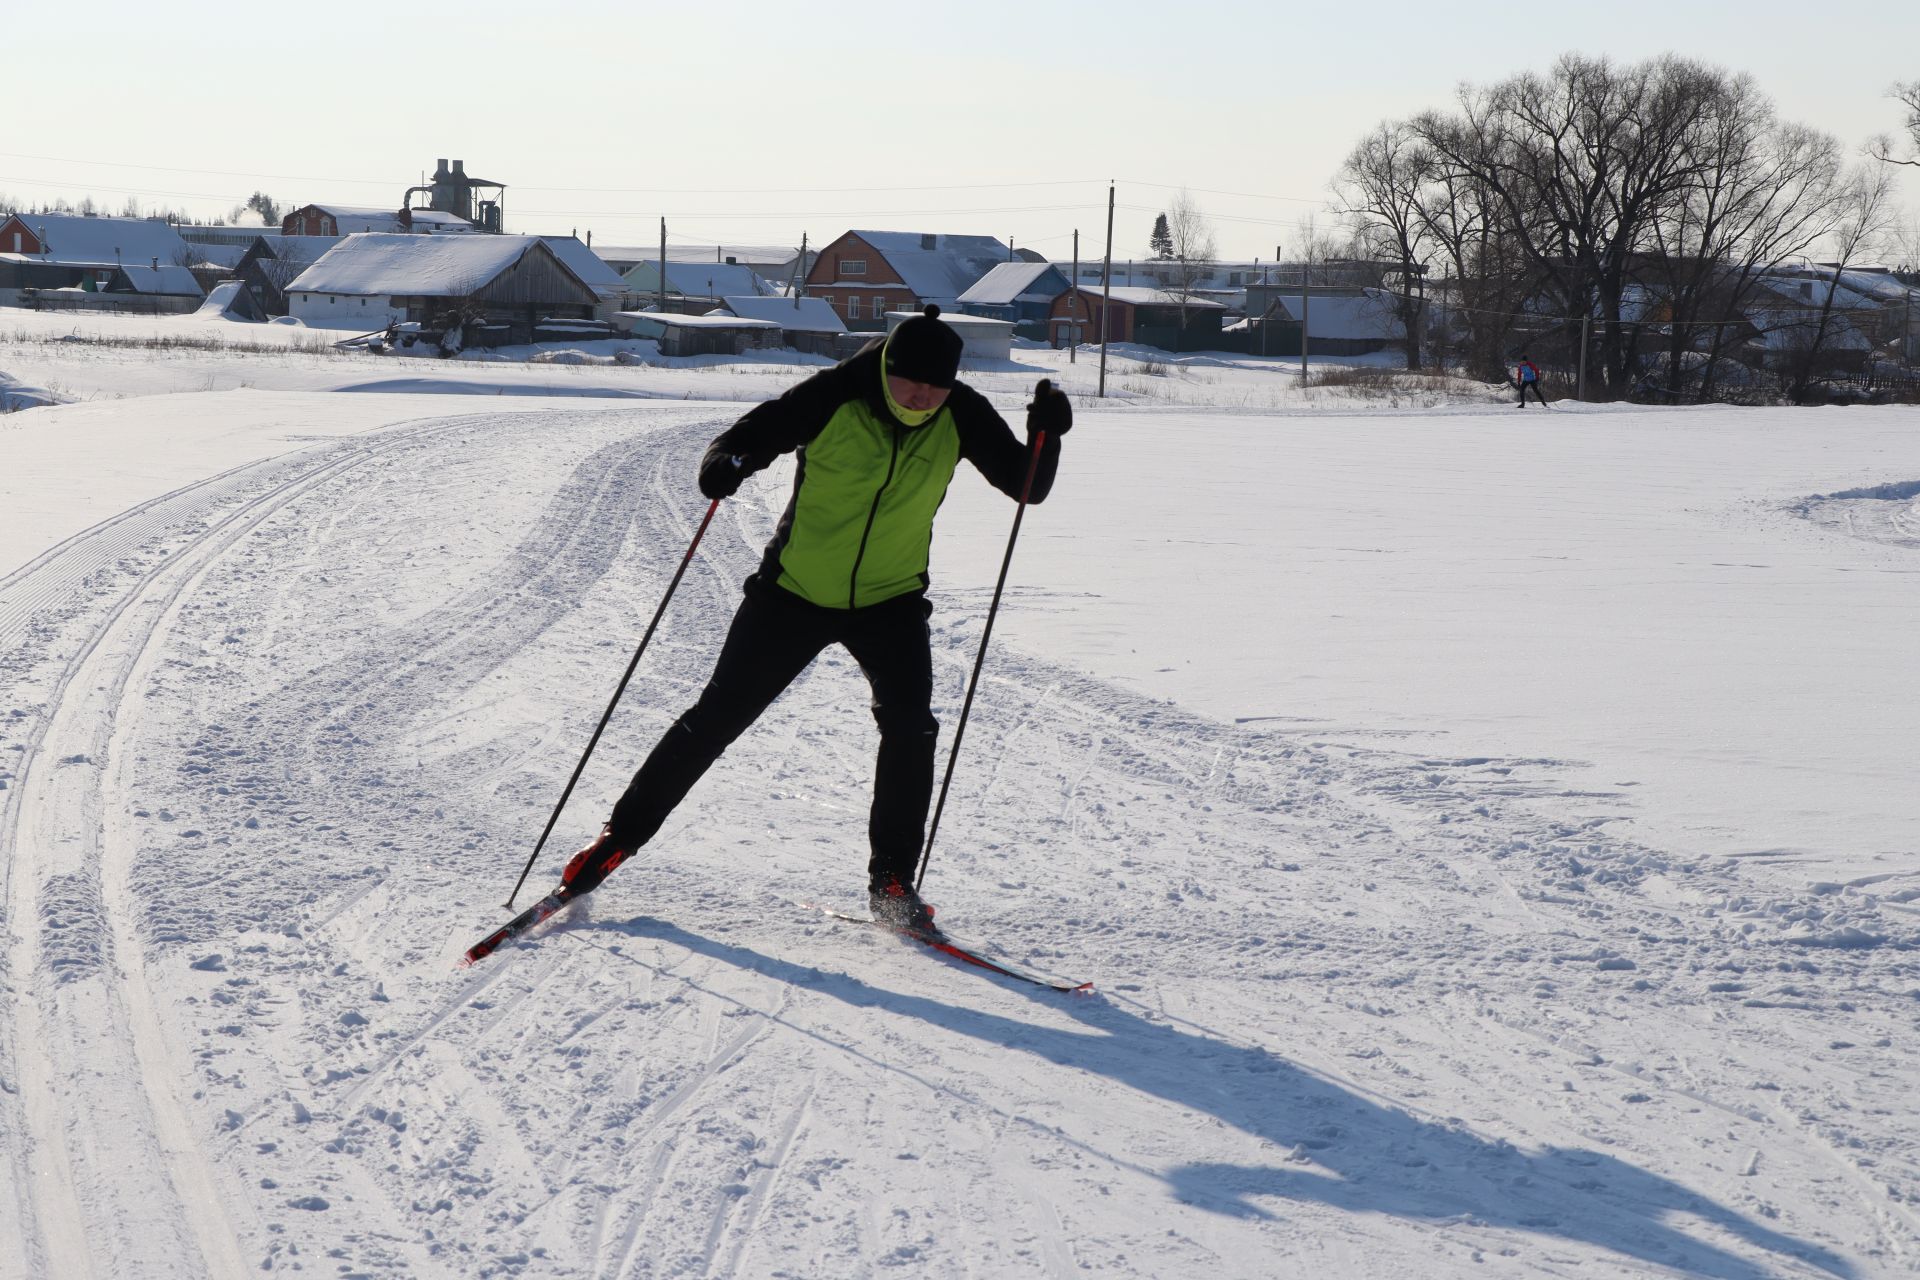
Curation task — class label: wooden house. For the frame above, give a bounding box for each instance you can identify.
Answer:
[285,234,600,341]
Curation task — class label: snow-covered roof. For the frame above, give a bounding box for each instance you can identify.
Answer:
[539,236,629,298]
[267,235,342,266]
[179,226,275,248]
[623,259,772,298]
[848,231,1016,304]
[1753,274,1888,314]
[189,242,250,269]
[287,234,577,297]
[406,210,479,230]
[1747,308,1874,351]
[957,261,1066,306]
[1063,284,1229,310]
[306,205,406,232]
[4,212,193,269]
[598,243,798,267]
[883,310,1015,334]
[116,264,203,296]
[617,311,780,329]
[1267,291,1404,341]
[720,294,846,333]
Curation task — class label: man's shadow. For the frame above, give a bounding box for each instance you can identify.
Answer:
[568,915,1851,1280]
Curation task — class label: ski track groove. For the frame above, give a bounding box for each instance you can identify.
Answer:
[706,1071,815,1279]
[0,413,499,1279]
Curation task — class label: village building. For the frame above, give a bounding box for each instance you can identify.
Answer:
[281,205,408,236]
[1045,285,1227,350]
[539,236,640,320]
[1251,289,1406,356]
[614,310,782,357]
[956,261,1072,332]
[717,295,847,356]
[884,309,1015,363]
[621,259,775,311]
[235,235,342,317]
[595,243,812,284]
[285,233,600,341]
[806,231,1016,330]
[0,212,203,310]
[196,279,268,323]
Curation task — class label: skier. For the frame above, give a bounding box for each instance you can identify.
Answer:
[556,306,1071,929]
[1514,353,1545,407]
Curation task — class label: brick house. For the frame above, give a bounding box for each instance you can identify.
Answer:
[281,205,407,236]
[806,230,1014,330]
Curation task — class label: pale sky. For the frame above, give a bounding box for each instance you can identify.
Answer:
[6,0,1917,264]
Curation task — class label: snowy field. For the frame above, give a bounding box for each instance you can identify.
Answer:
[2,311,1917,1279]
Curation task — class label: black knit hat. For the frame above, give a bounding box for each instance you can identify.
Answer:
[884,305,963,388]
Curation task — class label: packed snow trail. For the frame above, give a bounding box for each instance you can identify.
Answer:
[0,413,512,1278]
[1,398,1913,1277]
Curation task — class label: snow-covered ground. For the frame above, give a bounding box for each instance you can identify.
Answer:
[2,311,1917,1278]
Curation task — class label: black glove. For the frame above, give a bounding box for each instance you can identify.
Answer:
[699,452,747,500]
[1026,379,1071,438]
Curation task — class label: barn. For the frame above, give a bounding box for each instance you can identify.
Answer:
[286,234,600,341]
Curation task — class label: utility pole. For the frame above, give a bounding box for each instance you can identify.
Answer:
[1300,262,1311,384]
[657,216,667,313]
[1069,229,1079,364]
[1578,316,1590,400]
[1099,182,1114,398]
[793,232,808,303]
[1257,258,1267,358]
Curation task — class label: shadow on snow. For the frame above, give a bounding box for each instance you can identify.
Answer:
[566,915,1850,1280]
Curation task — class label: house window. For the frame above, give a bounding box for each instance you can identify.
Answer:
[10,232,18,253]
[842,258,866,276]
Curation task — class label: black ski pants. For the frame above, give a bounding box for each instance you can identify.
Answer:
[607,575,938,885]
[1516,379,1545,406]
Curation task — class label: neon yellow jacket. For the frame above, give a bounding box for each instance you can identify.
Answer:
[703,341,1060,609]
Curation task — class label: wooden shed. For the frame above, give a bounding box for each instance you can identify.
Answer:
[614,311,782,357]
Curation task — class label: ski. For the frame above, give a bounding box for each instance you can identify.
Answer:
[804,904,1092,993]
[462,887,577,967]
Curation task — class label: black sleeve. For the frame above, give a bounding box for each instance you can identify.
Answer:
[949,382,1061,504]
[700,346,878,478]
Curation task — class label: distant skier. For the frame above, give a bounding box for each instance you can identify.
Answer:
[557,306,1072,929]
[1514,354,1545,407]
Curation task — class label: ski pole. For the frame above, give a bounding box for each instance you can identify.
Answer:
[915,410,1050,893]
[502,497,721,908]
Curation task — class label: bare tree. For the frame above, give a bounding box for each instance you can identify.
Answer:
[1786,163,1898,402]
[1643,75,1848,399]
[1337,120,1435,367]
[1868,80,1920,168]
[1162,190,1217,338]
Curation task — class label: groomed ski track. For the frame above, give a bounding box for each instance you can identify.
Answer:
[1,400,1913,1277]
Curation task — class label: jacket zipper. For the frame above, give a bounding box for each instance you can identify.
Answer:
[846,424,902,609]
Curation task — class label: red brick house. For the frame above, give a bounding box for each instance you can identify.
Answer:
[281,205,407,236]
[806,230,1013,330]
